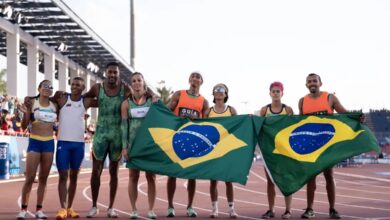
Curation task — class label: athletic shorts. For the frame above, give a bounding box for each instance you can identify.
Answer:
[27,137,55,153]
[56,140,85,171]
[92,125,122,161]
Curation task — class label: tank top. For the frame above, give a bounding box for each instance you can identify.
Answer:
[96,83,125,127]
[302,92,333,115]
[208,105,232,117]
[31,98,57,123]
[173,90,205,118]
[128,97,152,149]
[58,94,86,142]
[265,104,288,116]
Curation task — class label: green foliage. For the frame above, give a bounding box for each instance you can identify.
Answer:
[156,80,173,104]
[0,69,6,94]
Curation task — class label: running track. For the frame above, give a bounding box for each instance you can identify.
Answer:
[1,163,389,219]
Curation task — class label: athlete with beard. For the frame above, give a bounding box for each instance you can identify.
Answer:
[84,62,155,218]
[166,72,209,218]
[298,73,347,219]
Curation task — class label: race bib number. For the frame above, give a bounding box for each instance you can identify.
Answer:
[179,107,200,118]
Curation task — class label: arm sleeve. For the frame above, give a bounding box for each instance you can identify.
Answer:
[121,119,129,149]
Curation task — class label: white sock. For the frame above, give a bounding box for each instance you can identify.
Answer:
[211,201,218,211]
[228,202,234,211]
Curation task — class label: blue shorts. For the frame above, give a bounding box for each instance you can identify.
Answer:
[27,138,55,153]
[56,141,85,171]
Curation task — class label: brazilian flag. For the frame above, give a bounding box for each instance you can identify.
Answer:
[128,101,263,184]
[259,114,380,196]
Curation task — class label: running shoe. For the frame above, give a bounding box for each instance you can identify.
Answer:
[301,208,315,219]
[16,210,27,220]
[35,210,48,219]
[86,207,99,218]
[148,210,157,219]
[187,207,197,217]
[329,208,341,219]
[107,208,119,218]
[67,208,80,218]
[56,208,67,220]
[281,210,292,219]
[262,210,275,219]
[167,208,175,217]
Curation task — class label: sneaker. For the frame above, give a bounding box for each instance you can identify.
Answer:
[187,207,197,217]
[167,208,175,217]
[56,208,67,220]
[329,208,341,219]
[86,207,99,218]
[262,210,275,219]
[129,211,138,219]
[209,209,218,218]
[67,208,80,218]
[301,208,315,219]
[107,209,119,218]
[16,210,27,219]
[35,210,48,219]
[282,210,292,219]
[228,209,238,219]
[148,210,157,219]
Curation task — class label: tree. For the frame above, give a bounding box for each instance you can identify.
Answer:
[156,80,173,104]
[0,69,6,94]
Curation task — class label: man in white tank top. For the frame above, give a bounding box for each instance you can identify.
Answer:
[53,77,97,220]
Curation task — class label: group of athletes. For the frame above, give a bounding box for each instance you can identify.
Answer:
[16,61,348,219]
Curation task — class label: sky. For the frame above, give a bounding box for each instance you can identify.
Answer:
[63,0,390,114]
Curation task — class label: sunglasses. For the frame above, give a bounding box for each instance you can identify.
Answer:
[213,86,226,93]
[41,84,53,90]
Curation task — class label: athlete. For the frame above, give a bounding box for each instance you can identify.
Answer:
[84,62,156,218]
[121,72,157,219]
[17,80,57,219]
[54,77,97,219]
[260,82,294,219]
[299,73,346,219]
[205,83,238,219]
[166,72,209,217]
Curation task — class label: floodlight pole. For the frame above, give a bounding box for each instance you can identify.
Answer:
[130,0,135,69]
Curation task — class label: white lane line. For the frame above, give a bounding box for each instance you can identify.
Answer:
[234,185,390,212]
[137,176,264,220]
[335,177,390,190]
[2,170,94,184]
[248,170,377,219]
[81,179,150,220]
[250,169,390,205]
[316,180,390,196]
[17,182,58,218]
[334,171,390,183]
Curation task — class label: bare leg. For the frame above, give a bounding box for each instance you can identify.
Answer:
[284,195,292,212]
[36,152,54,207]
[145,172,156,211]
[128,169,140,211]
[67,170,79,208]
[306,176,317,209]
[108,160,119,209]
[167,176,176,208]
[90,155,104,207]
[21,152,41,207]
[324,168,336,209]
[265,171,275,211]
[210,180,218,202]
[187,179,196,208]
[58,170,69,208]
[225,182,234,203]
